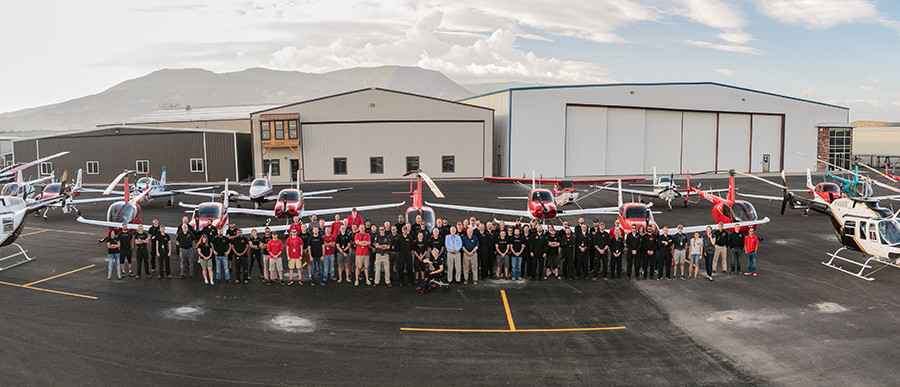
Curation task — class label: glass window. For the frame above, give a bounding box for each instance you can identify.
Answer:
[406,156,419,173]
[531,190,553,201]
[878,219,900,245]
[190,158,204,173]
[624,206,650,220]
[274,121,284,140]
[263,159,280,176]
[278,190,301,201]
[39,162,52,176]
[251,179,267,187]
[842,220,855,238]
[1,183,19,196]
[261,121,271,140]
[333,158,347,175]
[107,203,135,223]
[197,205,222,219]
[370,157,384,174]
[86,161,99,175]
[136,160,149,174]
[442,155,455,173]
[288,120,298,139]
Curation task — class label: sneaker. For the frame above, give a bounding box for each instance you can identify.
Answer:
[299,280,304,286]
[204,278,209,284]
[752,272,757,276]
[129,271,134,277]
[280,281,285,286]
[373,283,379,288]
[321,282,326,287]
[463,280,468,285]
[354,280,359,287]
[387,283,392,288]
[311,282,316,287]
[244,280,248,284]
[146,275,151,279]
[366,280,371,286]
[209,281,215,286]
[267,281,272,286]
[744,271,752,276]
[556,275,562,280]
[473,281,478,285]
[234,280,239,284]
[495,276,500,280]
[167,274,172,279]
[158,275,163,279]
[287,280,294,286]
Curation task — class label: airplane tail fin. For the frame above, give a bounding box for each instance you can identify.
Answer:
[75,169,83,190]
[653,166,658,185]
[806,168,814,190]
[296,169,300,190]
[17,170,23,183]
[266,163,272,181]
[617,179,623,208]
[223,179,230,210]
[160,166,167,187]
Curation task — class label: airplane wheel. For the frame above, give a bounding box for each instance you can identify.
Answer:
[167,200,173,207]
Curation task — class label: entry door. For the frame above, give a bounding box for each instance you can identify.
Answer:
[290,159,299,182]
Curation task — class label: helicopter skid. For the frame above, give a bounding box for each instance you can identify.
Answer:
[822,247,900,281]
[0,243,35,272]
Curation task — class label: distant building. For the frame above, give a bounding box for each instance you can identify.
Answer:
[250,88,494,183]
[853,125,900,168]
[461,82,850,177]
[97,103,282,133]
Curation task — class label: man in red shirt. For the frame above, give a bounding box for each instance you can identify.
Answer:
[323,226,337,282]
[345,208,363,229]
[267,234,285,285]
[354,229,371,286]
[330,214,343,237]
[744,228,760,277]
[288,216,303,238]
[285,229,305,286]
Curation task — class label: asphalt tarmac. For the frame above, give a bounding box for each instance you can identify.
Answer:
[1,174,898,386]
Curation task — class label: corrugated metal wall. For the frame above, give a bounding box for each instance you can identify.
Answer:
[717,113,751,172]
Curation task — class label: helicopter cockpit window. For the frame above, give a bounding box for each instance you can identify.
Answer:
[107,203,134,223]
[406,209,435,232]
[842,220,855,238]
[854,182,873,198]
[532,191,553,202]
[733,202,757,222]
[878,220,900,246]
[721,205,732,220]
[1,183,19,196]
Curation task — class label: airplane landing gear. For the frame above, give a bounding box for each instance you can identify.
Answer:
[42,208,49,221]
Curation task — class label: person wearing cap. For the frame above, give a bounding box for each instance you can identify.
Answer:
[592,221,610,280]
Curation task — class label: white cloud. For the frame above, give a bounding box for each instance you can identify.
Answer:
[688,40,763,55]
[756,0,896,30]
[676,0,758,52]
[716,68,736,76]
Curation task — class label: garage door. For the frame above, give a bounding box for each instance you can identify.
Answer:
[681,112,717,174]
[606,108,646,175]
[645,110,683,175]
[751,115,783,172]
[717,113,751,172]
[565,106,608,176]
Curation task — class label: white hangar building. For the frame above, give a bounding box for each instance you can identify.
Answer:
[460,83,850,177]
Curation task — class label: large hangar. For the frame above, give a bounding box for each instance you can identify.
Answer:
[461,83,850,177]
[250,88,494,183]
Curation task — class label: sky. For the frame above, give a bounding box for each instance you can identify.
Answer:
[2,0,900,121]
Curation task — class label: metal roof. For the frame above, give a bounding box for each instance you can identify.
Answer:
[459,82,849,110]
[12,125,242,142]
[816,122,855,128]
[114,103,284,125]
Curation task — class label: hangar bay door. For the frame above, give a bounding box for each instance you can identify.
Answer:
[751,115,783,172]
[565,106,608,176]
[717,113,751,172]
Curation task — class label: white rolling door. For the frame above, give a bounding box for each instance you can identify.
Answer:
[681,112,717,173]
[606,108,646,175]
[565,106,608,176]
[717,113,751,172]
[645,110,683,175]
[751,115,783,172]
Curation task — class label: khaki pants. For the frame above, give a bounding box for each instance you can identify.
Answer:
[713,246,728,272]
[447,252,461,282]
[374,253,391,285]
[463,253,478,282]
[262,253,270,280]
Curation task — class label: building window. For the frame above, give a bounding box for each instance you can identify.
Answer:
[288,120,298,139]
[370,157,384,174]
[406,156,419,173]
[274,121,284,140]
[333,158,347,175]
[39,162,52,176]
[190,158,204,173]
[829,128,852,170]
[263,159,280,176]
[136,160,149,174]
[260,121,270,140]
[442,155,455,173]
[86,161,99,175]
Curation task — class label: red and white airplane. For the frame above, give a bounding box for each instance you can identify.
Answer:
[684,170,771,233]
[484,174,642,206]
[593,167,728,211]
[395,170,445,232]
[76,174,156,231]
[183,165,350,209]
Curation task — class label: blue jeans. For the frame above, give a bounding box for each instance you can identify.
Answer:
[108,253,121,278]
[311,258,324,282]
[323,254,335,277]
[704,251,714,277]
[511,255,523,278]
[215,255,230,281]
[746,252,757,272]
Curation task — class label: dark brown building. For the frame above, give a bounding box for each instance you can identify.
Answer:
[12,125,251,184]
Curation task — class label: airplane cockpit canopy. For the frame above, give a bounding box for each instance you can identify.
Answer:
[560,181,574,189]
[107,203,135,223]
[532,190,553,202]
[878,219,900,246]
[624,205,651,220]
[1,183,21,197]
[659,176,672,184]
[251,179,268,187]
[278,190,301,202]
[44,184,61,194]
[820,183,841,193]
[406,207,435,232]
[196,205,222,219]
[731,202,758,222]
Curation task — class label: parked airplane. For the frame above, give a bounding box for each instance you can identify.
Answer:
[76,175,155,231]
[484,174,641,206]
[685,170,771,233]
[183,167,350,209]
[0,151,70,183]
[395,170,445,232]
[593,167,728,211]
[0,194,74,271]
[82,167,217,207]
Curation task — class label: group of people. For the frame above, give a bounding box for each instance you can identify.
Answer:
[100,209,761,286]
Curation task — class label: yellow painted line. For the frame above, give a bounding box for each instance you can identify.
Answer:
[23,264,95,287]
[400,327,626,333]
[24,227,95,236]
[501,289,516,331]
[0,280,97,300]
[515,327,627,332]
[401,328,518,333]
[20,229,50,237]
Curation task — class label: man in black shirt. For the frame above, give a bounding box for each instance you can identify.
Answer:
[475,223,492,281]
[510,228,525,281]
[395,226,414,286]
[372,226,392,287]
[225,222,239,273]
[657,226,674,280]
[154,226,171,279]
[625,224,642,280]
[412,231,429,284]
[117,224,134,277]
[134,225,151,279]
[574,225,592,280]
[560,228,574,279]
[248,229,264,279]
[307,227,325,286]
[642,226,659,280]
[592,223,610,280]
[530,226,547,281]
[176,223,195,279]
[212,228,232,282]
[148,219,160,272]
[231,229,250,284]
[609,229,625,279]
[728,225,745,274]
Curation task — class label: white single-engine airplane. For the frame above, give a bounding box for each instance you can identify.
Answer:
[82,167,217,207]
[595,167,729,211]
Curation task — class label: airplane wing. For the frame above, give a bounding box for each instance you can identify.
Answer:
[571,178,643,184]
[302,187,352,197]
[69,196,123,204]
[426,201,532,218]
[75,217,179,234]
[180,191,220,199]
[736,192,783,201]
[669,217,771,235]
[299,202,406,218]
[227,208,274,217]
[870,194,900,201]
[178,202,201,209]
[171,185,220,194]
[485,177,643,184]
[24,195,64,213]
[594,184,657,197]
[0,151,70,179]
[559,207,620,216]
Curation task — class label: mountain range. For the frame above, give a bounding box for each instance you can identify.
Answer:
[0,66,532,133]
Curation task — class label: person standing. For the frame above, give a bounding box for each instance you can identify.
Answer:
[574,225,591,280]
[510,228,525,281]
[546,227,561,279]
[475,223,492,281]
[286,229,305,286]
[712,223,729,274]
[412,231,429,284]
[560,227,574,279]
[155,226,172,279]
[261,228,273,282]
[335,225,352,283]
[529,225,547,281]
[105,230,122,280]
[658,226,673,280]
[176,223,195,279]
[592,223,610,280]
[231,229,250,284]
[672,225,688,280]
[729,225,745,275]
[353,226,371,287]
[609,229,624,279]
[345,208,363,230]
[372,226,392,288]
[461,227,480,284]
[744,228,759,276]
[444,227,462,284]
[134,225,151,279]
[495,230,510,280]
[117,224,134,277]
[387,223,399,283]
[248,229,264,279]
[323,226,337,282]
[197,235,214,285]
[225,222,239,274]
[148,219,160,273]
[307,227,326,286]
[689,232,703,280]
[267,232,285,285]
[396,225,414,286]
[703,226,716,281]
[625,225,641,280]
[212,228,231,283]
